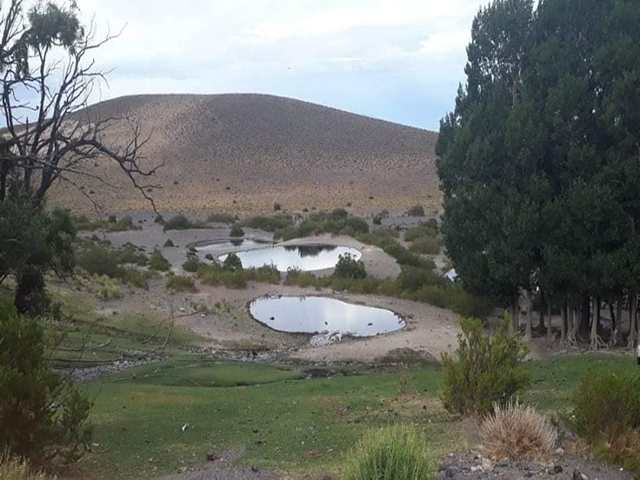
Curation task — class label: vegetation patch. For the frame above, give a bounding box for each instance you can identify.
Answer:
[73,214,140,232]
[207,213,237,224]
[163,214,207,231]
[166,275,198,293]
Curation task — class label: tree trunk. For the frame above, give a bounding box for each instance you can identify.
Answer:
[580,295,591,338]
[547,297,553,341]
[537,290,546,335]
[524,289,532,341]
[510,294,519,335]
[591,296,601,350]
[615,299,623,346]
[629,291,638,349]
[561,301,568,344]
[14,268,48,317]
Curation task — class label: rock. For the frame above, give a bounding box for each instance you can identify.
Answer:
[470,466,483,473]
[555,447,565,456]
[573,468,588,480]
[481,457,493,471]
[553,465,563,474]
[445,466,459,478]
[206,452,218,462]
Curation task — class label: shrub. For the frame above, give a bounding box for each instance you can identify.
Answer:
[285,268,318,288]
[481,400,557,461]
[0,456,47,479]
[121,267,151,290]
[77,245,122,278]
[154,214,165,225]
[251,265,281,284]
[343,426,434,480]
[204,253,214,261]
[223,253,243,272]
[96,275,122,300]
[372,216,382,225]
[149,249,171,271]
[571,372,640,472]
[207,213,236,224]
[166,275,198,293]
[0,302,93,467]
[229,224,245,237]
[441,316,530,416]
[331,208,348,220]
[182,255,202,273]
[273,202,282,211]
[398,266,443,292]
[345,217,369,234]
[334,253,367,279]
[407,204,425,217]
[404,225,438,242]
[240,214,294,232]
[409,236,441,255]
[163,239,175,248]
[115,243,148,266]
[163,214,191,231]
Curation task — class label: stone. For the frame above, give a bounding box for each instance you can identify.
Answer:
[481,457,494,471]
[470,466,483,473]
[445,466,459,478]
[572,468,588,480]
[555,447,565,456]
[553,465,563,474]
[206,452,218,462]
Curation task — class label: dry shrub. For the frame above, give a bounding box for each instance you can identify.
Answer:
[481,400,557,461]
[0,456,47,479]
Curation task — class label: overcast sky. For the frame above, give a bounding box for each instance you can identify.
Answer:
[76,0,490,131]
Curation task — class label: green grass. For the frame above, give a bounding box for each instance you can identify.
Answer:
[74,353,638,479]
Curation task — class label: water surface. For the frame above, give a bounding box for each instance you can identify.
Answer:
[220,245,361,272]
[249,296,405,337]
[195,239,265,253]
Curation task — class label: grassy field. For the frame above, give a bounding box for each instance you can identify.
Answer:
[75,353,637,479]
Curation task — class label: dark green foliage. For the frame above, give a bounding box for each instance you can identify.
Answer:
[441,317,530,416]
[115,243,148,266]
[407,204,425,217]
[229,224,245,238]
[372,216,382,225]
[73,215,139,232]
[182,255,202,273]
[274,212,370,241]
[409,236,441,255]
[331,208,348,220]
[196,262,279,289]
[149,249,171,272]
[285,268,317,288]
[163,214,206,231]
[404,225,438,242]
[333,253,367,279]
[397,266,444,292]
[343,426,434,480]
[166,275,198,293]
[0,302,92,466]
[571,372,640,474]
[120,268,151,290]
[240,214,294,232]
[154,214,165,225]
[163,239,175,248]
[223,253,242,272]
[77,245,121,278]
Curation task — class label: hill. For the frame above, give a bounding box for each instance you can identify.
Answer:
[51,94,440,214]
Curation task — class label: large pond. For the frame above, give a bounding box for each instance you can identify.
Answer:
[195,239,267,253]
[219,245,361,272]
[249,296,405,337]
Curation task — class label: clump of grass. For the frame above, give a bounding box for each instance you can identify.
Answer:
[73,214,140,232]
[273,202,282,211]
[407,204,425,216]
[120,267,152,290]
[163,214,207,231]
[240,214,294,232]
[182,255,202,273]
[404,224,438,242]
[166,275,198,293]
[149,249,171,272]
[285,268,318,288]
[96,275,122,300]
[408,236,441,255]
[163,239,175,248]
[343,425,434,480]
[481,400,557,461]
[0,456,47,480]
[334,253,367,279]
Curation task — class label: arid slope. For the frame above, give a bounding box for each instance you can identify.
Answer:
[52,94,439,214]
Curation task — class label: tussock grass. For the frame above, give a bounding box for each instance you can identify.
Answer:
[481,400,557,461]
[0,456,47,480]
[166,275,198,293]
[343,425,434,480]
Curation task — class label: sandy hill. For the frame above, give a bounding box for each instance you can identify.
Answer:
[52,94,440,215]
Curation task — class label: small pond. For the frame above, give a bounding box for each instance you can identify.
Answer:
[249,296,405,337]
[219,245,361,272]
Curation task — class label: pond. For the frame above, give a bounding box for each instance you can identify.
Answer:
[195,239,268,253]
[249,296,405,337]
[219,245,361,272]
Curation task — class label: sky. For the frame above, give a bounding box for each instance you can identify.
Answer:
[76,0,490,131]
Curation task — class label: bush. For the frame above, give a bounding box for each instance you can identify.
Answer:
[163,214,191,231]
[76,245,122,278]
[163,239,175,248]
[115,243,148,266]
[223,253,243,272]
[343,426,434,480]
[273,202,282,211]
[166,275,198,293]
[571,372,640,472]
[285,268,318,288]
[481,400,557,461]
[409,236,441,255]
[398,266,443,292]
[182,255,202,273]
[229,224,245,238]
[404,225,438,242]
[0,456,47,479]
[240,214,294,232]
[149,249,171,272]
[441,316,530,416]
[372,216,382,225]
[334,253,367,279]
[251,265,281,284]
[120,268,151,290]
[407,204,426,216]
[0,302,93,467]
[345,217,369,234]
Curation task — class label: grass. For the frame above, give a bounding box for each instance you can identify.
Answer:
[73,215,141,232]
[74,353,637,479]
[166,275,198,293]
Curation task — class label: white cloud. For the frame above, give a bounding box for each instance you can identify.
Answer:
[73,0,489,129]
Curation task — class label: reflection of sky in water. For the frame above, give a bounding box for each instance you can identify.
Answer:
[220,245,361,272]
[250,296,405,337]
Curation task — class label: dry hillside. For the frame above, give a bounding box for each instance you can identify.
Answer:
[51,94,440,214]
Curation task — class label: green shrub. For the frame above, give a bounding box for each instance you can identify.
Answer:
[154,214,165,225]
[273,202,282,211]
[330,276,379,294]
[76,245,122,278]
[115,243,148,266]
[207,213,236,224]
[372,216,382,225]
[0,302,93,466]
[334,253,367,279]
[571,372,640,473]
[149,249,171,272]
[163,214,191,231]
[409,236,441,255]
[96,275,122,300]
[230,224,245,237]
[398,266,443,292]
[163,239,175,248]
[0,455,47,479]
[345,217,369,234]
[205,253,214,261]
[223,253,243,272]
[441,316,530,416]
[343,426,434,480]
[404,225,438,242]
[407,204,425,217]
[182,255,202,273]
[285,268,318,288]
[251,265,281,284]
[240,214,294,232]
[121,267,151,290]
[166,275,198,293]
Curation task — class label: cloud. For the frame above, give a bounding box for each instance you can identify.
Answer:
[74,0,489,130]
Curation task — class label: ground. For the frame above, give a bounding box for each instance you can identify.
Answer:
[7,213,636,479]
